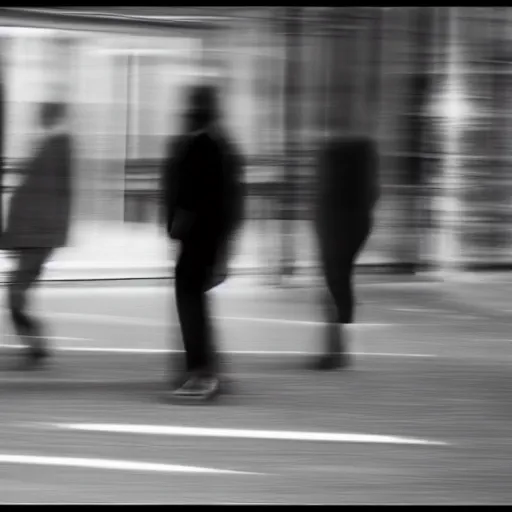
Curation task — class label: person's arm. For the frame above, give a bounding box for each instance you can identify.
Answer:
[161,135,195,240]
[160,137,178,231]
[169,136,200,241]
[48,136,73,236]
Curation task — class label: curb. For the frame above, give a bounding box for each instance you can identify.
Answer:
[0,262,420,285]
[0,264,442,293]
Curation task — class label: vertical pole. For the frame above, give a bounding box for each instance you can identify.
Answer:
[425,7,448,269]
[439,7,463,276]
[0,38,5,340]
[281,6,301,278]
[124,52,133,170]
[488,9,508,264]
[406,7,434,273]
[0,49,4,237]
[123,52,134,224]
[367,8,383,137]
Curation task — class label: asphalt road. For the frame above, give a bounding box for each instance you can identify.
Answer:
[0,280,511,504]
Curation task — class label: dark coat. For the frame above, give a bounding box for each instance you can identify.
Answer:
[1,133,73,249]
[314,134,380,240]
[161,128,244,247]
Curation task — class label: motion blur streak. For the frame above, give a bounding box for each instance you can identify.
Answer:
[0,6,511,506]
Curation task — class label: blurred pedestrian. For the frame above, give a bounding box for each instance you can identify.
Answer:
[1,102,73,369]
[161,84,245,402]
[312,135,379,369]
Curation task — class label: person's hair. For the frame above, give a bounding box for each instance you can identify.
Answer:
[186,84,219,127]
[40,102,67,129]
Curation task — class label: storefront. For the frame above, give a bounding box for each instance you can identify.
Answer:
[0,7,510,277]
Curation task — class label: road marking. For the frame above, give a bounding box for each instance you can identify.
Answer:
[0,344,436,358]
[21,281,439,296]
[3,335,91,342]
[0,454,260,475]
[219,317,395,328]
[51,423,448,446]
[393,308,436,313]
[0,310,167,327]
[351,352,435,358]
[1,308,430,328]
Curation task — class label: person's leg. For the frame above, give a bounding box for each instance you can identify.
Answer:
[341,221,372,322]
[170,241,222,400]
[175,245,205,375]
[201,238,234,386]
[331,257,355,325]
[329,223,372,361]
[196,286,217,376]
[8,247,53,365]
[313,222,371,370]
[194,241,222,378]
[311,252,349,370]
[309,229,341,370]
[8,250,33,337]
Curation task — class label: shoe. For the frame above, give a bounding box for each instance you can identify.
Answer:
[196,375,221,399]
[310,323,350,371]
[14,344,50,371]
[310,352,350,371]
[169,371,192,390]
[164,374,221,404]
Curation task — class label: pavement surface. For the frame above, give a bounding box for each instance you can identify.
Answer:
[1,219,510,320]
[438,272,512,320]
[0,278,511,504]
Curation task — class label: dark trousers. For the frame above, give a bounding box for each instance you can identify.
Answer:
[8,247,53,339]
[174,238,220,375]
[319,219,371,326]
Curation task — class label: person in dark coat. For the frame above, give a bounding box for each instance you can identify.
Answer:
[313,134,379,370]
[1,102,72,369]
[161,85,244,402]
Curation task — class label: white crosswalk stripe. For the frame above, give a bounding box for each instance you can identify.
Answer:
[0,454,261,475]
[49,423,448,446]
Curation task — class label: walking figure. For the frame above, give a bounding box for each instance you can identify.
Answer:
[312,135,379,369]
[2,102,73,369]
[161,85,244,401]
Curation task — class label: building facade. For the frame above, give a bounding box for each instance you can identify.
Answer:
[0,7,510,274]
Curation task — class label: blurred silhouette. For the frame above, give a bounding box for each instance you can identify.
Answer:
[161,84,244,402]
[313,135,379,370]
[1,102,72,370]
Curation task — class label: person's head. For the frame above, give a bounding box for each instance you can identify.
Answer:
[183,84,219,133]
[39,102,67,130]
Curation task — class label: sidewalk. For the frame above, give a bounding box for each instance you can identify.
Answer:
[439,272,512,320]
[1,221,510,319]
[0,219,397,281]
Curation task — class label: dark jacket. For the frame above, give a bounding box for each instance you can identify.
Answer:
[1,133,73,249]
[161,128,244,246]
[314,135,379,238]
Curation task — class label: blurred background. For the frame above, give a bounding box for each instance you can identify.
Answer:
[0,6,511,280]
[1,9,512,504]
